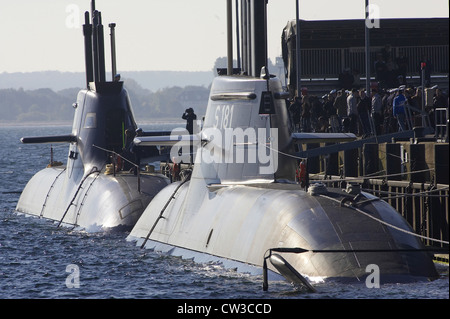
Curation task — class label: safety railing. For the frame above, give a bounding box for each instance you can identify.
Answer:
[93,144,142,192]
[404,103,432,132]
[435,107,449,141]
[311,175,449,248]
[298,45,449,78]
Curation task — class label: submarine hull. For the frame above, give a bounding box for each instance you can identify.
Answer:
[129,0,439,287]
[128,74,438,284]
[16,166,169,231]
[128,181,438,282]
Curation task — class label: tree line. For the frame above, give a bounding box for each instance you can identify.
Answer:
[0,78,210,124]
[0,57,278,124]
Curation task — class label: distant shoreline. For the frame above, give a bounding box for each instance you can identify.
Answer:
[0,121,72,127]
[0,70,214,92]
[0,118,185,128]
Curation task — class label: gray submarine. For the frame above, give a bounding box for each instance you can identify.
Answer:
[128,0,439,289]
[16,2,169,231]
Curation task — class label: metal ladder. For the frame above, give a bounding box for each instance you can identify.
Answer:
[435,107,448,141]
[39,168,66,218]
[140,174,191,249]
[57,168,100,227]
[73,172,101,225]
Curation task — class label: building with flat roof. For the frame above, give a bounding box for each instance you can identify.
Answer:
[282,18,449,95]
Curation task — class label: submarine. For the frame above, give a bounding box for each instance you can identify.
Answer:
[15,1,169,231]
[128,0,439,289]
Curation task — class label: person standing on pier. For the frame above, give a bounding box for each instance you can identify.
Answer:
[371,88,383,135]
[301,88,311,132]
[347,88,359,134]
[289,97,302,131]
[393,89,407,131]
[358,89,372,137]
[334,89,347,131]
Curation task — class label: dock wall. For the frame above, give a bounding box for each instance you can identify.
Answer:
[309,141,449,248]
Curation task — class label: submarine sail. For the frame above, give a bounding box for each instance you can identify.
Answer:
[128,0,439,287]
[16,1,169,231]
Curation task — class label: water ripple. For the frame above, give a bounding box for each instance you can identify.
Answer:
[0,126,448,300]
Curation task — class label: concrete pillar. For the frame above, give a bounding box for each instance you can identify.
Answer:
[306,143,320,174]
[343,148,358,177]
[409,144,426,183]
[363,143,379,177]
[324,143,339,176]
[385,143,402,181]
[435,144,449,185]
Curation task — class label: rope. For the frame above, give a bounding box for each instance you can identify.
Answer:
[263,134,445,186]
[92,144,139,168]
[264,142,438,185]
[263,140,449,245]
[319,194,449,245]
[312,168,436,184]
[361,186,450,200]
[265,144,308,160]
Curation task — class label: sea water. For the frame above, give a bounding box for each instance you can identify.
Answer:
[0,125,448,301]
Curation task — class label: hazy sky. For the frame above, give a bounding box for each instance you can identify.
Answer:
[0,0,448,74]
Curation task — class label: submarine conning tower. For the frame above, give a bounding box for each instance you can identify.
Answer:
[20,0,138,175]
[16,1,171,231]
[195,0,297,184]
[71,1,138,174]
[198,76,297,184]
[71,82,137,175]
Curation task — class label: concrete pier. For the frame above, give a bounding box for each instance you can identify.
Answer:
[315,140,449,251]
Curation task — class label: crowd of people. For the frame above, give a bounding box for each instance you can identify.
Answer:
[291,44,448,137]
[337,44,434,92]
[288,85,449,137]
